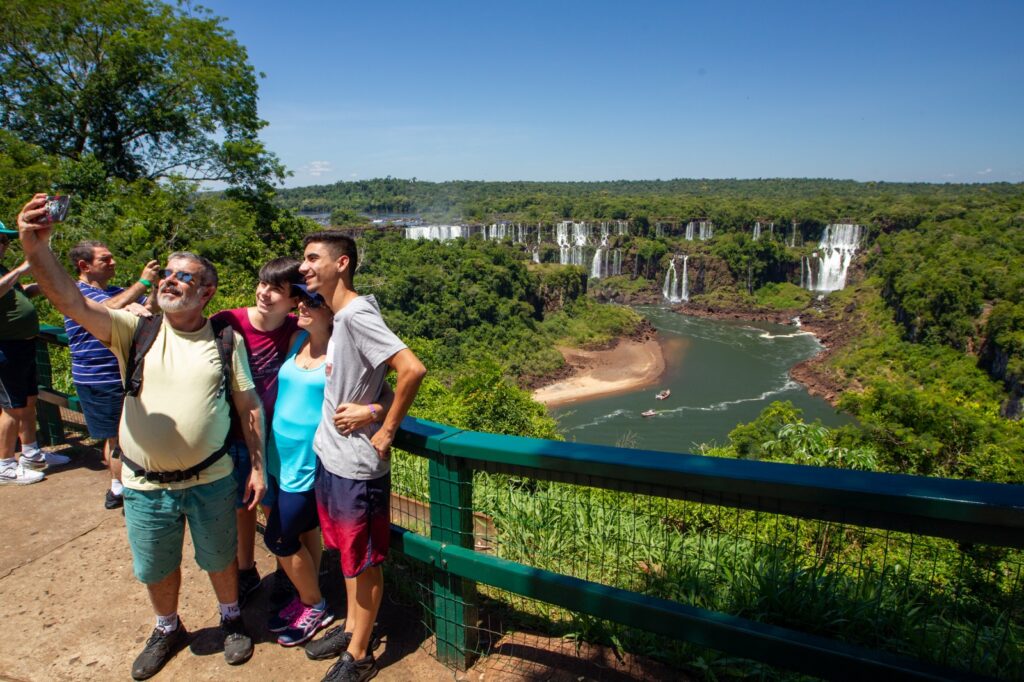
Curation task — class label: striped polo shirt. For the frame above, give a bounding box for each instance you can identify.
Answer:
[64,282,140,386]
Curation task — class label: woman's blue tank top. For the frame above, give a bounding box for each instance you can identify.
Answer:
[267,331,326,492]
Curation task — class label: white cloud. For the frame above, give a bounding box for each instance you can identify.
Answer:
[303,160,333,177]
[976,167,993,175]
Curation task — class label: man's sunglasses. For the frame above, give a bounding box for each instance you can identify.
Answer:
[159,269,196,283]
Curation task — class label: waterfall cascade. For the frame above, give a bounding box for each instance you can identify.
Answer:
[800,255,815,290]
[662,255,689,303]
[589,237,623,279]
[753,221,773,241]
[406,225,465,241]
[808,223,861,292]
[556,221,591,266]
[616,220,629,236]
[685,220,714,241]
[590,235,607,279]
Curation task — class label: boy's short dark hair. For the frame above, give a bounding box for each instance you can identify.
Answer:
[258,257,302,289]
[68,240,106,272]
[303,231,358,275]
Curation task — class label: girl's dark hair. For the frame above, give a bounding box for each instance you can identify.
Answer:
[258,257,302,289]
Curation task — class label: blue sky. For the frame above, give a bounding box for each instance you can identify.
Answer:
[197,0,1024,187]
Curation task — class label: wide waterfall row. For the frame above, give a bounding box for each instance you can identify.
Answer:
[485,222,537,243]
[685,220,714,241]
[662,255,689,303]
[405,225,467,241]
[805,223,862,292]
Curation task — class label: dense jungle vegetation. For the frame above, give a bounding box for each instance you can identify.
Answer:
[2,1,1021,679]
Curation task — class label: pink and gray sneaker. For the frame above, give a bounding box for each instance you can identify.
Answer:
[277,600,334,647]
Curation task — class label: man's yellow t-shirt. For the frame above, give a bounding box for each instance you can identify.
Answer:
[107,309,255,491]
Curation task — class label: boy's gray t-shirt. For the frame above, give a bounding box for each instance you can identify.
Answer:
[313,295,407,480]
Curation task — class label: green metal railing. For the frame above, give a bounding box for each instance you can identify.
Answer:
[388,418,1023,681]
[35,330,1024,681]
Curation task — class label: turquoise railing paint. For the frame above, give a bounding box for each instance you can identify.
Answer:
[35,334,1024,681]
[393,417,1023,680]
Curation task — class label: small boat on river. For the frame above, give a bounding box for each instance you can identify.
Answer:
[641,409,657,418]
[655,389,671,400]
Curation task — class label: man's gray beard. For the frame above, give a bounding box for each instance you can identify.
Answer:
[158,288,201,313]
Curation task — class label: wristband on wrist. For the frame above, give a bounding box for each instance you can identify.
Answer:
[139,278,152,288]
[369,405,378,421]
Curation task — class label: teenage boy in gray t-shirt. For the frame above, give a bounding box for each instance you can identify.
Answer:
[298,231,425,680]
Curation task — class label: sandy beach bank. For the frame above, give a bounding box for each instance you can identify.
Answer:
[532,337,666,407]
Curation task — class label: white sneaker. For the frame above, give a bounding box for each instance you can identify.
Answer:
[0,463,45,485]
[19,450,72,471]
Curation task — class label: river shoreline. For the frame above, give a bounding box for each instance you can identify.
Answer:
[531,321,666,407]
[671,302,849,406]
[531,301,848,409]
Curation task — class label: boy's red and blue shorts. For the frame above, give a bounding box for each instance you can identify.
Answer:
[315,467,391,578]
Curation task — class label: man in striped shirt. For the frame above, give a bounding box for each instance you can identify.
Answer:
[64,240,159,508]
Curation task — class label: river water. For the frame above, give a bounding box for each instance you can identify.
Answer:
[550,306,851,452]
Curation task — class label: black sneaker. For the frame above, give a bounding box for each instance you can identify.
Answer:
[269,568,297,612]
[220,616,254,666]
[322,651,379,682]
[131,623,188,680]
[104,489,123,510]
[237,566,261,607]
[306,623,382,661]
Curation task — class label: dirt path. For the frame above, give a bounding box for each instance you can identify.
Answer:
[0,440,450,682]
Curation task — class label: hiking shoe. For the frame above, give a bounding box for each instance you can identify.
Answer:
[104,489,124,509]
[238,565,261,607]
[220,616,253,666]
[131,623,189,680]
[19,450,70,471]
[268,596,304,632]
[269,569,297,612]
[277,601,334,647]
[0,462,44,485]
[323,651,379,682]
[306,623,382,661]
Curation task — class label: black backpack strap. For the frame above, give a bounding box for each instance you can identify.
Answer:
[124,314,163,397]
[209,316,235,401]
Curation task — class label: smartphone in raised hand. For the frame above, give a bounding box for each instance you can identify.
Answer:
[44,195,70,223]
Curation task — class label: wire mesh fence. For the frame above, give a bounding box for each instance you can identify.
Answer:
[390,449,1024,680]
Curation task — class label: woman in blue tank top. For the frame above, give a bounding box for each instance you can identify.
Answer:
[261,287,389,647]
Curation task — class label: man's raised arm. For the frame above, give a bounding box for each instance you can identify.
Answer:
[17,194,114,344]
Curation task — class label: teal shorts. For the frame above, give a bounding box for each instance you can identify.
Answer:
[123,474,237,584]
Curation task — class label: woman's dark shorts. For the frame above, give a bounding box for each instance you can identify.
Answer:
[75,382,124,440]
[263,475,320,557]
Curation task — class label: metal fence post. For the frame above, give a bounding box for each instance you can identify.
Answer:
[428,452,478,670]
[33,337,64,446]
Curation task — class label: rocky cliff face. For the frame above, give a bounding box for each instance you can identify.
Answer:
[980,343,1023,420]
